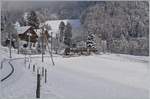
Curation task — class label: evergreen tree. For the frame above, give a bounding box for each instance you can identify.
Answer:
[1,13,17,46]
[64,22,72,47]
[59,21,65,42]
[86,33,96,49]
[19,16,26,26]
[27,11,39,29]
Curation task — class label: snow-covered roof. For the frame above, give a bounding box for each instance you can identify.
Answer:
[16,26,31,34]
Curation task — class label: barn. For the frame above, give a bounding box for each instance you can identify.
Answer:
[15,26,39,49]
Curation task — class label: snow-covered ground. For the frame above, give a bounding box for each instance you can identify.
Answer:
[0,48,149,99]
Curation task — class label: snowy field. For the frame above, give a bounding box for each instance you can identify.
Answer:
[0,47,149,99]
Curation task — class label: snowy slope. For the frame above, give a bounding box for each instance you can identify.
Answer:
[0,49,149,99]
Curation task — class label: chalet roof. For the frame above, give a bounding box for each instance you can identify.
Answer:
[16,26,31,34]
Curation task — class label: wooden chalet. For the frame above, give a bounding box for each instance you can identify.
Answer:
[17,26,38,43]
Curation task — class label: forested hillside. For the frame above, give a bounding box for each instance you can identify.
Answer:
[80,1,149,56]
[1,1,149,56]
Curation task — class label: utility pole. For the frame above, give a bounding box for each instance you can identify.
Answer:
[27,32,32,67]
[6,11,12,58]
[51,32,53,55]
[42,24,55,65]
[9,31,12,58]
[24,45,27,67]
[41,28,44,62]
[17,36,20,54]
[43,31,55,66]
[50,32,55,66]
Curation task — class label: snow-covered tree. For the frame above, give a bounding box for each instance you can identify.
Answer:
[19,16,26,26]
[86,33,96,49]
[14,21,20,29]
[53,34,59,54]
[1,12,17,47]
[26,11,39,29]
[81,1,149,55]
[64,22,72,47]
[43,24,51,32]
[59,21,65,42]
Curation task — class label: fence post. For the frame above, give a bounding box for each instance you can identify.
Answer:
[36,73,41,98]
[37,68,39,74]
[28,63,30,69]
[87,48,90,55]
[1,59,5,69]
[45,69,47,83]
[1,61,3,69]
[42,67,44,76]
[33,65,35,72]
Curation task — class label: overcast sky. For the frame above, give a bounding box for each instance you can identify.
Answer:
[1,0,85,11]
